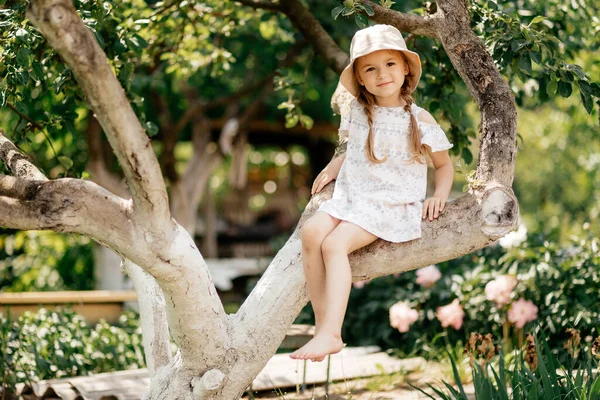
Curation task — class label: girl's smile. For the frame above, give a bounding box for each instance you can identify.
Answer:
[355,50,409,107]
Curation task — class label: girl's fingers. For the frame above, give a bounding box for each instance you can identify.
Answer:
[422,200,429,219]
[440,200,446,213]
[316,175,330,194]
[428,200,435,220]
[312,173,325,194]
[433,200,440,218]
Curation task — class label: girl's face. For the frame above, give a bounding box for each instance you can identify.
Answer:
[355,50,409,107]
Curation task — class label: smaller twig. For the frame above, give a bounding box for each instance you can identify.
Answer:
[150,0,180,18]
[6,102,62,162]
[6,103,43,131]
[235,0,282,12]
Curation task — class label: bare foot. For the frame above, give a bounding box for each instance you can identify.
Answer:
[289,333,344,362]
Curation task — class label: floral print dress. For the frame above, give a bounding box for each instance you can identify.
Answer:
[318,101,453,243]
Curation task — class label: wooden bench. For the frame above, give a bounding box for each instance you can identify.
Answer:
[0,290,137,324]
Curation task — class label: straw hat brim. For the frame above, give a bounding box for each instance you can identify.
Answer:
[340,45,422,97]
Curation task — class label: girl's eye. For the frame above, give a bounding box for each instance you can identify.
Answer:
[366,67,375,72]
[387,62,396,67]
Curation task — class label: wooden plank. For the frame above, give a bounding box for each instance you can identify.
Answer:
[252,347,426,391]
[0,291,138,305]
[2,304,125,325]
[72,369,150,400]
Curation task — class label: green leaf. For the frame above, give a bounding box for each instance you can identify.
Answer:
[565,64,586,80]
[579,91,594,114]
[16,48,31,67]
[528,15,546,26]
[145,121,159,137]
[511,39,528,52]
[331,5,345,20]
[461,147,473,165]
[355,13,369,28]
[590,82,600,97]
[58,156,74,170]
[31,62,45,82]
[546,80,558,96]
[17,70,29,85]
[362,3,375,16]
[518,54,532,75]
[558,80,572,98]
[299,115,314,130]
[285,114,299,128]
[530,51,541,64]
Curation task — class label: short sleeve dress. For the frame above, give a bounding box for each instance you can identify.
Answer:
[318,101,453,243]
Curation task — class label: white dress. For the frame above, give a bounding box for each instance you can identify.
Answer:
[318,101,453,243]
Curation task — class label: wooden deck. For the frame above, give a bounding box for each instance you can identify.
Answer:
[15,348,426,399]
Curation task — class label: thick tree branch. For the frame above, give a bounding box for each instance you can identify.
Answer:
[0,129,47,181]
[434,0,517,185]
[278,0,349,73]
[27,1,171,229]
[365,1,440,38]
[0,175,134,251]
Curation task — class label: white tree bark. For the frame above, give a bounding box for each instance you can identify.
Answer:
[0,0,520,398]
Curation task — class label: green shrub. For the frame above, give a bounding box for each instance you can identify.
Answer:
[0,229,94,292]
[415,331,600,399]
[0,307,144,394]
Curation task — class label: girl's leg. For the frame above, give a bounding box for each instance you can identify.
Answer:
[290,221,377,362]
[298,212,341,334]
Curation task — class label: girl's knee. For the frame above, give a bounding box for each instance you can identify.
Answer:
[300,218,329,249]
[321,234,348,257]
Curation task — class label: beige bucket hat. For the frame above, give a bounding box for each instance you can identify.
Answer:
[340,24,422,97]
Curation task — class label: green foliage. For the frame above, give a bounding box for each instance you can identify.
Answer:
[0,230,94,292]
[469,0,600,122]
[514,91,600,240]
[416,334,600,399]
[0,1,149,148]
[0,308,144,395]
[296,232,600,361]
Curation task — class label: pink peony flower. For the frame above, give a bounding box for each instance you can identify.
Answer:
[508,298,538,328]
[389,302,419,333]
[485,275,517,306]
[353,279,371,289]
[436,299,465,330]
[415,265,442,288]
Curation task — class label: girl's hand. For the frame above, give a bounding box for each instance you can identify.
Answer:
[422,196,447,221]
[311,156,344,195]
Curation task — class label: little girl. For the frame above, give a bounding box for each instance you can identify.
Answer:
[290,24,454,362]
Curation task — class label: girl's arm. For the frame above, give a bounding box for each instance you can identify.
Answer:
[423,150,454,221]
[311,153,346,195]
[417,110,454,221]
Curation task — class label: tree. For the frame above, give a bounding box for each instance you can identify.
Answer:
[1,0,598,398]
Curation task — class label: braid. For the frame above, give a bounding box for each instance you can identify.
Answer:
[401,83,427,163]
[356,89,387,164]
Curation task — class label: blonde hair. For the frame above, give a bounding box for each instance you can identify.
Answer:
[353,51,427,164]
